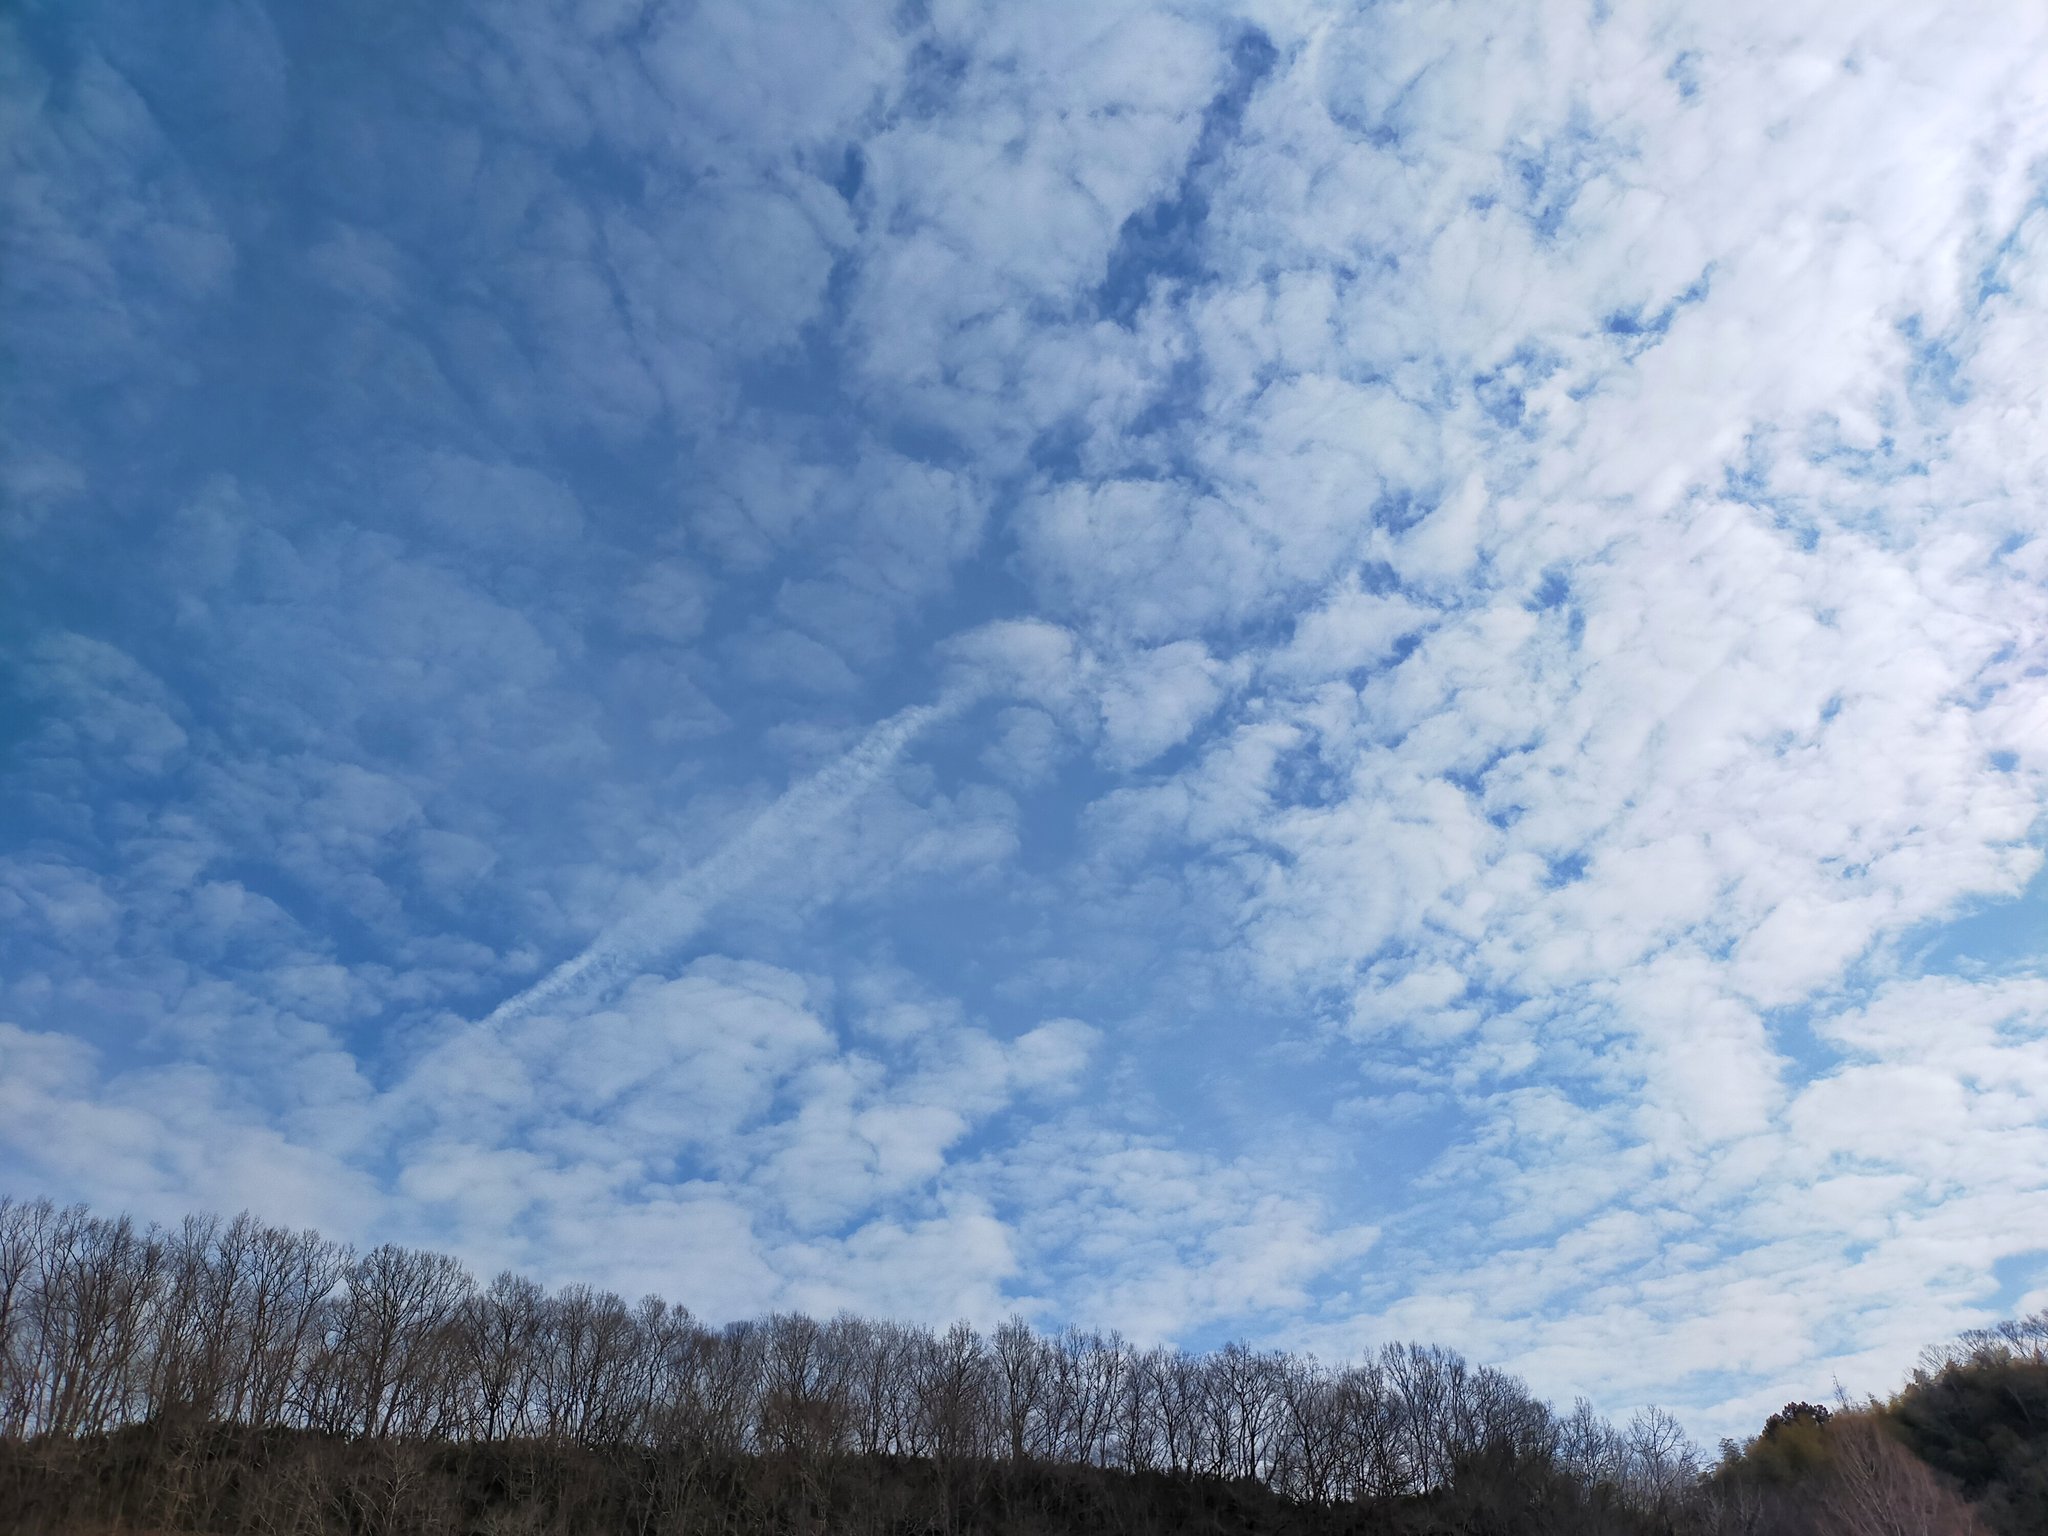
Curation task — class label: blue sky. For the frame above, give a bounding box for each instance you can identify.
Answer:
[4,0,2047,1441]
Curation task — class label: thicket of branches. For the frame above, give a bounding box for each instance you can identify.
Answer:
[0,1192,2025,1536]
[0,1194,1706,1533]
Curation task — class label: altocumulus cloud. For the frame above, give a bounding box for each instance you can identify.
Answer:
[2,0,2046,1441]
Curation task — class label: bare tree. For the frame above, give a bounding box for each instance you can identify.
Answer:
[913,1320,992,1468]
[26,1206,165,1437]
[1810,1413,1982,1536]
[1382,1341,1462,1492]
[1112,1340,1158,1472]
[0,1197,50,1438]
[1148,1345,1208,1476]
[1271,1353,1342,1504]
[320,1243,471,1438]
[841,1316,916,1458]
[1332,1358,1408,1501]
[459,1271,545,1440]
[990,1315,1046,1463]
[1622,1403,1701,1519]
[758,1312,850,1461]
[240,1218,347,1428]
[1209,1341,1282,1482]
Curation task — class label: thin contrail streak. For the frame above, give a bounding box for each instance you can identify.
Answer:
[484,696,960,1027]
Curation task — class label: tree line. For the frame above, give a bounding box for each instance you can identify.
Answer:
[0,1192,2024,1534]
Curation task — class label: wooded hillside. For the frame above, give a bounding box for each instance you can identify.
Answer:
[0,1194,2034,1535]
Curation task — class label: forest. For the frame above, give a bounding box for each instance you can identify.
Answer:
[1,1195,2039,1535]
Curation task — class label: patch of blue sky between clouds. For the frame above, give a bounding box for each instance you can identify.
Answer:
[3,0,2048,1446]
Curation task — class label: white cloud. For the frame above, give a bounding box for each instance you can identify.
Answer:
[1097,640,1232,768]
[1007,1018,1101,1093]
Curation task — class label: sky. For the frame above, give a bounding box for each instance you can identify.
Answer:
[3,0,2047,1443]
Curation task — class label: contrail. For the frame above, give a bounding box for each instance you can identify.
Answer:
[485,695,962,1027]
